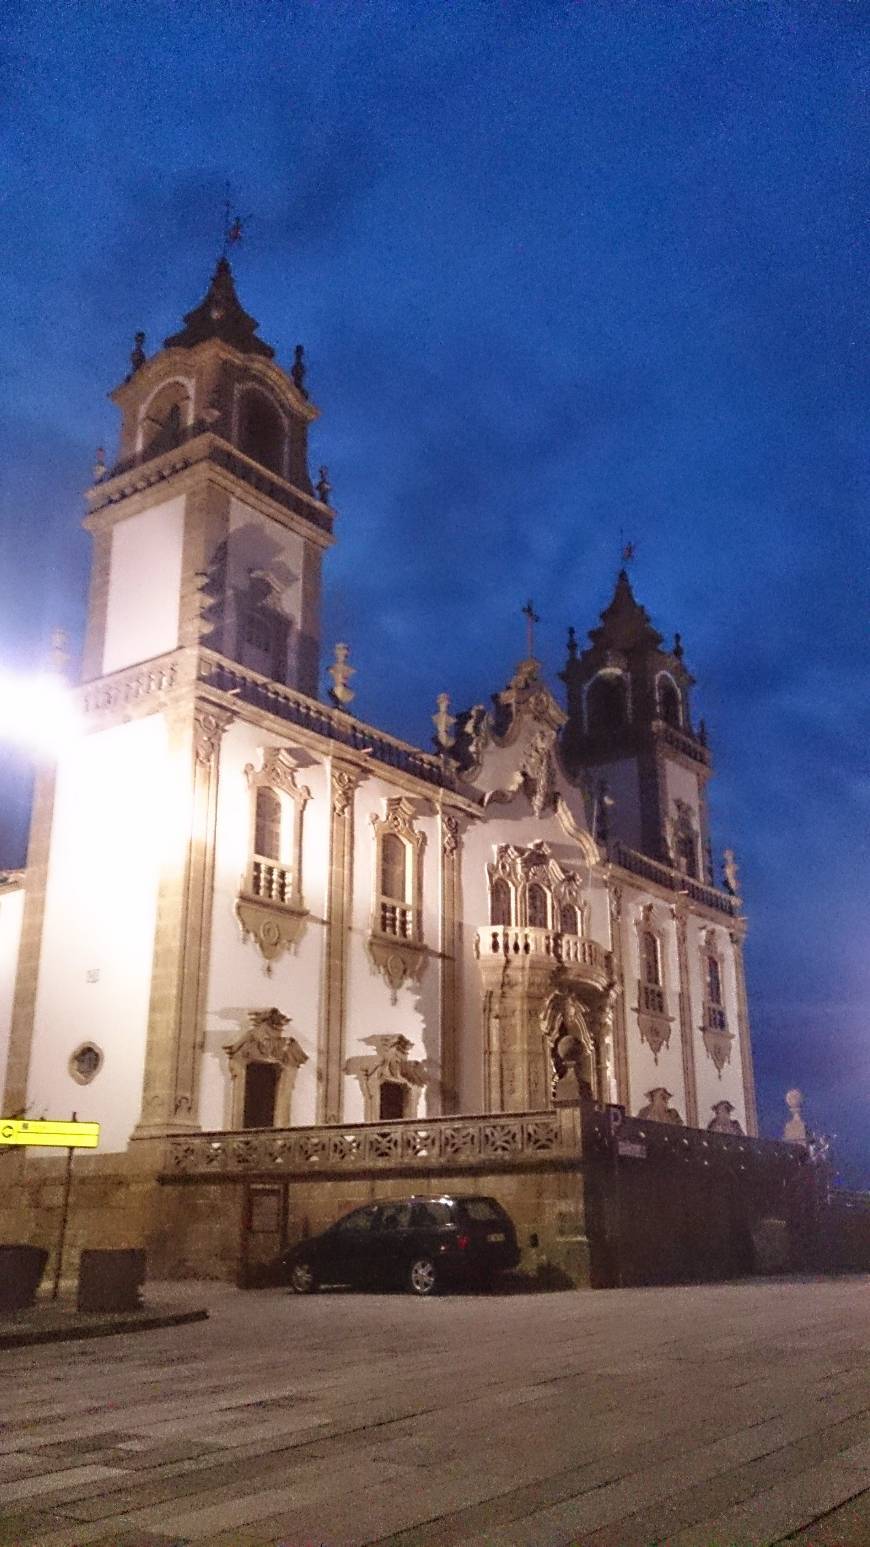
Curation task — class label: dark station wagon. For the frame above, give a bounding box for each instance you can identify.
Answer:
[279,1194,521,1296]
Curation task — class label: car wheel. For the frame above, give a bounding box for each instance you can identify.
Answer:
[289,1261,317,1295]
[407,1256,438,1297]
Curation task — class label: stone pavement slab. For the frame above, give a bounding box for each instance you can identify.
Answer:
[0,1276,867,1546]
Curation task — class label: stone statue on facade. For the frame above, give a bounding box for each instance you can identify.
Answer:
[637,1087,683,1125]
[328,641,355,707]
[707,1099,743,1135]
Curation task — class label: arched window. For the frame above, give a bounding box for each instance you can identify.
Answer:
[560,902,580,937]
[380,832,411,937]
[239,389,285,474]
[254,787,282,863]
[141,381,190,456]
[641,930,661,986]
[658,677,681,728]
[707,954,722,1007]
[490,877,512,926]
[586,673,628,736]
[527,882,549,929]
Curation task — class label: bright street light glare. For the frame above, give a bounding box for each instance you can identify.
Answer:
[0,669,81,756]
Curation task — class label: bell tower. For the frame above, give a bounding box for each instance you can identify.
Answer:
[82,257,334,697]
[561,570,714,878]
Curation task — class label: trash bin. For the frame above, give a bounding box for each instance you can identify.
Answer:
[77,1248,146,1312]
[0,1244,49,1310]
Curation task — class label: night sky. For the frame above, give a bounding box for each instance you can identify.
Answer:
[0,3,866,1181]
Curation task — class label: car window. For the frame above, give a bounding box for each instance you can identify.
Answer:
[459,1198,506,1222]
[374,1202,412,1231]
[334,1207,378,1234]
[411,1200,454,1228]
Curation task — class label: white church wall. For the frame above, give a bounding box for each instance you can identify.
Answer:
[342,773,439,1121]
[0,881,25,1106]
[26,716,168,1150]
[620,888,688,1120]
[685,916,747,1132]
[228,496,306,630]
[102,496,185,675]
[200,719,330,1131]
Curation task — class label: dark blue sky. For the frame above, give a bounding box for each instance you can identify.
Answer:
[1,2,867,1179]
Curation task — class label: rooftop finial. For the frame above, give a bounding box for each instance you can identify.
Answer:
[432,692,456,750]
[328,642,355,708]
[222,181,251,258]
[522,599,540,659]
[292,344,307,396]
[566,625,577,661]
[316,466,332,504]
[129,331,146,375]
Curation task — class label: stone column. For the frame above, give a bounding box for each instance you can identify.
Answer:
[477,952,552,1112]
[178,483,232,653]
[318,759,363,1124]
[730,925,758,1136]
[132,702,232,1138]
[607,884,631,1110]
[673,897,699,1128]
[80,529,112,680]
[438,811,461,1113]
[2,765,57,1123]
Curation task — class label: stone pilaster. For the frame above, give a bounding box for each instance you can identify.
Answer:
[608,884,631,1110]
[132,702,232,1138]
[318,759,364,1124]
[673,897,699,1128]
[80,529,112,680]
[2,765,56,1122]
[178,484,232,653]
[438,811,461,1113]
[730,926,758,1136]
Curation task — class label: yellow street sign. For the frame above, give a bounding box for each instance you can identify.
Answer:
[0,1119,100,1148]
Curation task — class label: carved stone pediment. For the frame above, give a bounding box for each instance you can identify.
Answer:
[224,1008,308,1070]
[223,1008,308,1129]
[235,893,308,962]
[344,1033,427,1121]
[367,934,427,1003]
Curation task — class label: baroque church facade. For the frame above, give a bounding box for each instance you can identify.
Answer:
[0,260,757,1157]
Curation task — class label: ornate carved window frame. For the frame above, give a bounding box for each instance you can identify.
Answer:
[487,843,588,936]
[224,1008,308,1129]
[368,797,427,999]
[699,926,733,1074]
[235,747,311,963]
[344,1034,427,1122]
[632,902,673,1061]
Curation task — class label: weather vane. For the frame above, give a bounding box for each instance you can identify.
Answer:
[522,599,540,658]
[619,529,637,568]
[222,182,252,257]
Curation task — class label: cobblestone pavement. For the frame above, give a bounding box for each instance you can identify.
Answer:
[0,1275,868,1546]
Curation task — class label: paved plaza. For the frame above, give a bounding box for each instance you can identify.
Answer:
[0,1275,868,1546]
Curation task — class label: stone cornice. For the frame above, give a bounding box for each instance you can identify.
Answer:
[84,432,334,550]
[76,646,482,815]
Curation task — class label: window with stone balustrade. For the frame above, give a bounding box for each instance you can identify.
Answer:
[235,747,310,962]
[633,904,672,1060]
